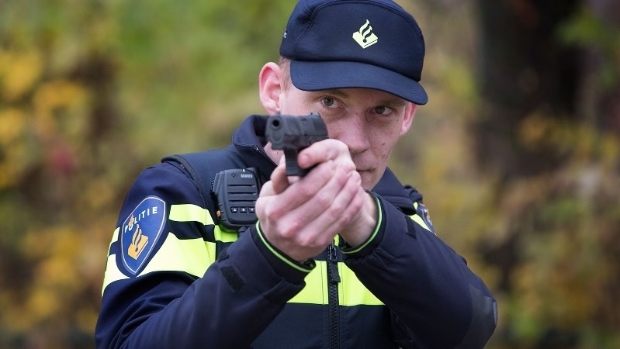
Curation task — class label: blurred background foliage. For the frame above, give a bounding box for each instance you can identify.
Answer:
[0,0,618,348]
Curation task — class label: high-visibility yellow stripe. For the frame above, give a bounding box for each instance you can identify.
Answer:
[410,214,431,233]
[214,226,239,243]
[101,252,128,295]
[169,204,214,225]
[339,263,383,306]
[109,227,119,246]
[167,204,223,260]
[138,233,213,278]
[289,261,328,304]
[102,228,126,295]
[168,204,238,243]
[289,261,383,306]
[167,203,240,255]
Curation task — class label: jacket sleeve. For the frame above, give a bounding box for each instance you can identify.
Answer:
[95,163,310,349]
[342,193,498,349]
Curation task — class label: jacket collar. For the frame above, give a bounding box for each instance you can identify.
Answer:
[232,115,276,183]
[372,168,419,214]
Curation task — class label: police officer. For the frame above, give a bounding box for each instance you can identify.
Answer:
[96,0,498,348]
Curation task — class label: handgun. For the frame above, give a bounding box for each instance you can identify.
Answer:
[265,113,329,177]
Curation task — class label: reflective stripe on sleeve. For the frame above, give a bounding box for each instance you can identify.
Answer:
[138,233,211,277]
[169,204,214,225]
[213,225,239,243]
[146,204,214,278]
[101,228,126,295]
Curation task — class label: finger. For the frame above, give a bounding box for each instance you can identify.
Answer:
[270,160,290,194]
[282,165,360,244]
[276,159,335,207]
[259,180,275,197]
[314,170,363,231]
[259,159,336,225]
[328,173,366,231]
[298,139,351,170]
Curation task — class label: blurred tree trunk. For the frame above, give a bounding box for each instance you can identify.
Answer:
[475,0,620,277]
[474,0,582,295]
[474,0,582,180]
[579,0,620,134]
[475,0,620,179]
[474,0,620,344]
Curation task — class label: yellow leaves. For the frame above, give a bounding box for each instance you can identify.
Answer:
[598,132,620,169]
[26,288,62,325]
[517,112,576,153]
[1,49,91,143]
[0,108,28,189]
[0,46,114,337]
[3,227,85,329]
[514,242,600,327]
[33,79,90,141]
[0,108,26,144]
[518,112,553,150]
[0,49,44,101]
[22,227,79,261]
[0,293,31,332]
[518,112,620,169]
[33,79,88,115]
[81,178,116,211]
[0,68,90,188]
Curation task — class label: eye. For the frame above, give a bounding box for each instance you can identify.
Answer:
[373,106,393,115]
[321,97,338,108]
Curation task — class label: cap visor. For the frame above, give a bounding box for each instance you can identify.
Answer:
[290,60,428,105]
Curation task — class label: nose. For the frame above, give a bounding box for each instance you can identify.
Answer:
[330,113,370,155]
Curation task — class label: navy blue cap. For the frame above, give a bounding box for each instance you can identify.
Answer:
[280,0,428,105]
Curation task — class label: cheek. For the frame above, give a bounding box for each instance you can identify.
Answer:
[372,130,399,157]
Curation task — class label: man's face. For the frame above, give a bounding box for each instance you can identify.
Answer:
[277,84,415,189]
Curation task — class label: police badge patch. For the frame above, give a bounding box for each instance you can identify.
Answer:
[418,203,435,234]
[121,196,166,275]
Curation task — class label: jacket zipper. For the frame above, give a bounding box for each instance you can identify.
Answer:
[327,243,341,348]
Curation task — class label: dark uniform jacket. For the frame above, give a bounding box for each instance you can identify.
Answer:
[95,115,497,349]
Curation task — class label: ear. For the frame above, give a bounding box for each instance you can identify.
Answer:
[259,62,283,114]
[400,103,417,136]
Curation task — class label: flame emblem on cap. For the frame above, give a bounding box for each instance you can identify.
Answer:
[352,19,378,48]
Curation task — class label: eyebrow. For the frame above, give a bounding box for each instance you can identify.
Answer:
[317,89,408,107]
[320,89,349,98]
